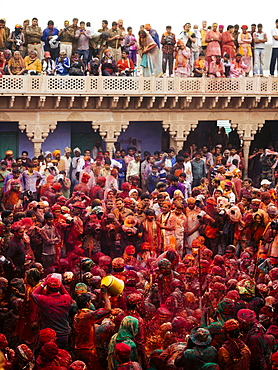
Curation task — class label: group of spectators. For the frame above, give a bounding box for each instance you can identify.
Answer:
[0,131,278,369]
[1,17,278,77]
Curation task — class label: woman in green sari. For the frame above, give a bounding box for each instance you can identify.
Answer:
[107,316,139,370]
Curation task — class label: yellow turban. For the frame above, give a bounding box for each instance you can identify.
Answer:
[52,150,61,157]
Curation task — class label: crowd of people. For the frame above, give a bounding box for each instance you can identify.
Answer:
[0,132,278,369]
[1,17,278,77]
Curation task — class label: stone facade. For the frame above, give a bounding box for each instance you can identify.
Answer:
[1,75,278,174]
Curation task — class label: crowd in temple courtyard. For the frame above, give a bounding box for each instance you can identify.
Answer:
[0,128,277,369]
[1,17,278,77]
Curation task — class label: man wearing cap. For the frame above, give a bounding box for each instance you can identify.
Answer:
[115,342,142,370]
[61,147,72,178]
[237,308,269,370]
[218,319,250,369]
[145,24,160,48]
[175,327,217,369]
[52,150,65,172]
[7,25,25,53]
[58,21,74,58]
[4,150,15,170]
[107,21,123,61]
[26,17,43,59]
[32,274,72,349]
[6,222,25,277]
[223,181,235,204]
[260,179,271,192]
[42,20,60,61]
[22,19,30,57]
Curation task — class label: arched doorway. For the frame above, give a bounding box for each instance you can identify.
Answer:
[42,122,102,154]
[251,121,278,152]
[117,121,170,154]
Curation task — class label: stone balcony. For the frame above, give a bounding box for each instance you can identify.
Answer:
[1,75,278,111]
[0,75,278,174]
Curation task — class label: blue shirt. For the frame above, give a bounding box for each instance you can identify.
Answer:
[150,29,160,48]
[42,27,60,51]
[114,158,126,178]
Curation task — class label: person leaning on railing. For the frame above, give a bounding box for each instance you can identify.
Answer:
[24,50,42,75]
[7,50,25,75]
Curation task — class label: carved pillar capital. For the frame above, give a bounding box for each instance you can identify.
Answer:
[164,121,197,152]
[18,121,58,157]
[92,121,129,151]
[230,121,260,141]
[231,121,263,178]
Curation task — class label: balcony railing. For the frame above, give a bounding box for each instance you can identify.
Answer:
[0,75,278,96]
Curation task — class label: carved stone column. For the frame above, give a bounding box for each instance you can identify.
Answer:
[162,121,198,152]
[18,121,57,157]
[92,121,129,154]
[230,121,263,177]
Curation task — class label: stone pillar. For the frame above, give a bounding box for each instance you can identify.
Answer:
[18,121,57,157]
[230,121,263,178]
[162,121,198,153]
[92,121,129,154]
[33,140,44,157]
[242,139,251,178]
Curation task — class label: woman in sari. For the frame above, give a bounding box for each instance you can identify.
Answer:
[108,316,139,370]
[7,50,25,75]
[138,30,162,77]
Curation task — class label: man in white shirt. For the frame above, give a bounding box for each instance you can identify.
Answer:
[126,153,141,180]
[191,25,201,69]
[61,147,72,178]
[183,154,193,184]
[226,147,240,168]
[270,19,278,76]
[253,24,267,76]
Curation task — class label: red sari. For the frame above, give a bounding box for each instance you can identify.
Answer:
[221,31,236,58]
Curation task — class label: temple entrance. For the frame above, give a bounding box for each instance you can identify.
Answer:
[117,121,169,154]
[71,123,102,154]
[251,121,278,153]
[183,120,240,151]
[42,122,102,155]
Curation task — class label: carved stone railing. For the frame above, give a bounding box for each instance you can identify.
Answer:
[1,75,278,96]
